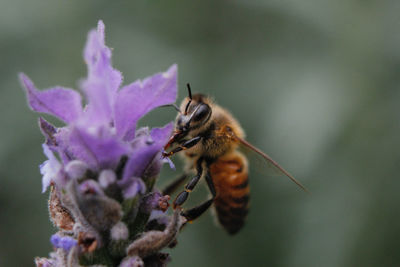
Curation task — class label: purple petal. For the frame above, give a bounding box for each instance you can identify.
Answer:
[83,20,106,69]
[81,21,122,126]
[163,156,176,170]
[38,118,76,165]
[50,234,61,247]
[130,127,153,150]
[52,127,74,164]
[50,234,77,252]
[59,236,77,251]
[118,177,146,199]
[68,125,128,170]
[122,123,173,181]
[38,117,57,147]
[20,73,82,123]
[40,144,62,193]
[114,64,177,141]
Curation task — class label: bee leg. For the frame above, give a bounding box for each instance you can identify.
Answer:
[163,136,202,157]
[173,158,204,208]
[162,173,188,196]
[182,170,216,222]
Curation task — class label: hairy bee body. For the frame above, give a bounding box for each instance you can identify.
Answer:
[164,85,306,235]
[177,94,250,234]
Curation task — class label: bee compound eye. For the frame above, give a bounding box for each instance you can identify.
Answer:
[192,104,210,122]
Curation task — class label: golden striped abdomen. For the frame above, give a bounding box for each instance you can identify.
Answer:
[210,151,250,235]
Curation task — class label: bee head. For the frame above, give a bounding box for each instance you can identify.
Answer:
[175,84,212,133]
[163,84,212,152]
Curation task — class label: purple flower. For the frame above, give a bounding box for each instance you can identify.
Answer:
[141,192,170,214]
[24,20,181,267]
[50,234,77,252]
[118,177,146,199]
[20,20,177,193]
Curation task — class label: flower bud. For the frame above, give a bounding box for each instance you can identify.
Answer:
[118,177,146,199]
[119,256,144,267]
[98,169,116,188]
[34,257,53,267]
[79,179,104,195]
[65,160,89,180]
[111,222,129,241]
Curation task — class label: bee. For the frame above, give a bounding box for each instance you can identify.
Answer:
[162,84,307,235]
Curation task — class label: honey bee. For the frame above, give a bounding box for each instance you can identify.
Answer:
[162,84,307,235]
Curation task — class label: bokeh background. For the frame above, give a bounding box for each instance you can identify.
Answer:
[1,1,400,266]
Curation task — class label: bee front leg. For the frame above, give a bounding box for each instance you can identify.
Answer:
[163,136,202,157]
[173,158,204,208]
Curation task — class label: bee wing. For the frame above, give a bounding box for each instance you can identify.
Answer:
[233,135,309,193]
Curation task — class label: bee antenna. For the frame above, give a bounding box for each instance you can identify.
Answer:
[187,83,193,100]
[159,103,182,113]
[185,83,193,114]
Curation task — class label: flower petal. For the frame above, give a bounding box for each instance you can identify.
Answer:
[81,20,122,126]
[114,64,177,141]
[59,237,77,251]
[38,118,76,166]
[68,125,128,170]
[20,73,83,123]
[122,123,173,181]
[163,156,176,170]
[50,234,77,252]
[38,117,57,148]
[40,144,62,193]
[118,177,146,199]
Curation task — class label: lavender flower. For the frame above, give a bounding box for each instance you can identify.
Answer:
[21,21,185,266]
[50,234,78,252]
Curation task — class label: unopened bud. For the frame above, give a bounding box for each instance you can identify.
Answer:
[111,222,129,241]
[119,256,144,267]
[99,169,116,188]
[65,160,89,180]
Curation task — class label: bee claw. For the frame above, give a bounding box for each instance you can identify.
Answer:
[179,211,193,225]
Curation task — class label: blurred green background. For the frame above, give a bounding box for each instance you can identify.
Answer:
[1,0,400,266]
